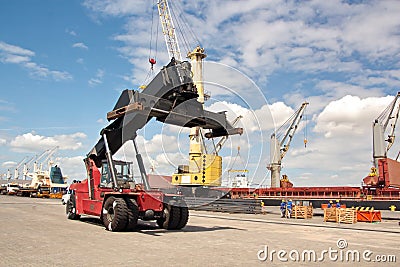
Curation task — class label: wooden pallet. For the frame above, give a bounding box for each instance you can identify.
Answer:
[323,207,337,222]
[338,208,357,224]
[293,205,313,219]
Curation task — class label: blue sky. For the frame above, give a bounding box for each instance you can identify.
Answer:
[1,0,399,187]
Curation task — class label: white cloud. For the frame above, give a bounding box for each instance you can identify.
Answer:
[83,0,150,16]
[57,156,86,183]
[0,138,6,145]
[65,29,77,36]
[1,161,16,168]
[314,95,393,138]
[0,41,35,56]
[0,41,72,81]
[72,42,88,50]
[9,132,87,153]
[88,69,105,86]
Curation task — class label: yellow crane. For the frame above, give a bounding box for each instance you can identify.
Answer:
[157,0,211,185]
[157,0,242,189]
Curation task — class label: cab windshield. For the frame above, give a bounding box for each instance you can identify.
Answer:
[101,160,133,186]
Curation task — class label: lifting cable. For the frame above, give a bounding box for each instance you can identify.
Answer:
[148,0,158,66]
[171,1,202,48]
[141,0,159,88]
[228,146,247,174]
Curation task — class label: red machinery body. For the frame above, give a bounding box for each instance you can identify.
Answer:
[363,158,400,188]
[70,160,164,218]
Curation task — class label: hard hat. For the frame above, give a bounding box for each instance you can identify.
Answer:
[336,200,339,202]
[289,199,292,201]
[281,199,285,202]
[329,200,333,203]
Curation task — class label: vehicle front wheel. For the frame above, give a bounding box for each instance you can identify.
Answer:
[66,194,80,220]
[102,197,128,232]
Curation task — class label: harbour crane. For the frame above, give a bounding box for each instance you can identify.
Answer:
[23,155,39,179]
[267,102,309,188]
[372,92,400,168]
[157,0,228,188]
[13,156,28,180]
[39,146,59,171]
[363,92,400,189]
[33,149,51,172]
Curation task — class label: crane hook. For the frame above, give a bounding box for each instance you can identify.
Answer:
[149,58,156,69]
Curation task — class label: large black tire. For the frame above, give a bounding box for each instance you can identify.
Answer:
[66,194,80,220]
[102,197,128,232]
[157,200,188,230]
[125,198,139,231]
[176,206,189,230]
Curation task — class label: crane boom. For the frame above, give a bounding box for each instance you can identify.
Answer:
[157,0,182,61]
[268,102,309,188]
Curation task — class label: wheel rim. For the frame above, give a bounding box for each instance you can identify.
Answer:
[106,207,115,222]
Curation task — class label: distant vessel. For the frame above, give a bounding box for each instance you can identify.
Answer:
[0,147,68,198]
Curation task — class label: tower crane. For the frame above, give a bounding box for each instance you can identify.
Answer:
[372,92,400,168]
[267,102,309,188]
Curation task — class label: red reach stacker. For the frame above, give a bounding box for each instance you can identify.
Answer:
[66,58,242,231]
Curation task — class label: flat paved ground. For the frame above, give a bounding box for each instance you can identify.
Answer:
[0,195,399,267]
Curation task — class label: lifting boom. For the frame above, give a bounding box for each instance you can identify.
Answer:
[157,0,182,61]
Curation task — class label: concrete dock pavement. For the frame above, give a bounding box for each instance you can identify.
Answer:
[0,195,398,266]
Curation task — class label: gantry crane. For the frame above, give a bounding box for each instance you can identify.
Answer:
[267,102,309,188]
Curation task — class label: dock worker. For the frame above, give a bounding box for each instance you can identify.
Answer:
[335,200,341,208]
[286,199,293,218]
[327,200,333,208]
[280,199,286,218]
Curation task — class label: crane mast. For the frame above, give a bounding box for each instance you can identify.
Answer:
[268,102,309,188]
[13,156,28,180]
[373,92,400,168]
